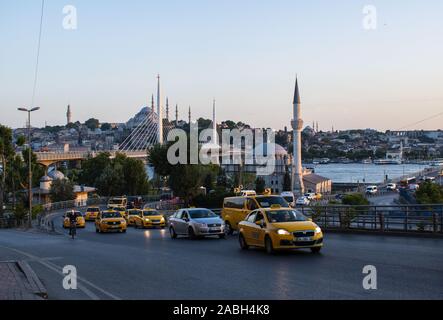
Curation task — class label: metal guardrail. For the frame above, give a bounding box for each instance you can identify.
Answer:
[298,204,443,234]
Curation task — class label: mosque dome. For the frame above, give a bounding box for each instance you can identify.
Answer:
[48,170,65,180]
[254,143,288,157]
[40,175,53,182]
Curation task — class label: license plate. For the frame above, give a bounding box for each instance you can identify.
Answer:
[297,237,312,241]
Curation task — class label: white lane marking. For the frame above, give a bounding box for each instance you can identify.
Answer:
[0,245,121,300]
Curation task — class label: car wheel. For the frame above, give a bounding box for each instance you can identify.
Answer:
[265,236,274,254]
[239,233,249,250]
[225,222,233,235]
[122,229,127,233]
[188,227,196,240]
[218,234,226,239]
[311,247,322,254]
[169,227,177,239]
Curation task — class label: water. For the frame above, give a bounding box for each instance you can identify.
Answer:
[311,163,429,183]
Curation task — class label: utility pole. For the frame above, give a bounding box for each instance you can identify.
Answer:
[18,107,40,228]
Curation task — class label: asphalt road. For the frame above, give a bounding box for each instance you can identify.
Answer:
[0,212,442,300]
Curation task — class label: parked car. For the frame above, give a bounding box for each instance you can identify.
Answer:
[366,186,378,195]
[296,196,310,206]
[386,183,397,191]
[169,208,225,239]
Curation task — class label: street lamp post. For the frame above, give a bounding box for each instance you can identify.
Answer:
[18,107,40,228]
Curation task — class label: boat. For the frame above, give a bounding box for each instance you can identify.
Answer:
[361,159,372,164]
[373,159,402,165]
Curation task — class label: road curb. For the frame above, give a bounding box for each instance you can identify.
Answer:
[323,228,443,239]
[17,261,48,299]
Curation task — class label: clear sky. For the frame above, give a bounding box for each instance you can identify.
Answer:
[1,0,442,131]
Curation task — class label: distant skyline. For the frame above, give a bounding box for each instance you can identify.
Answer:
[1,1,443,131]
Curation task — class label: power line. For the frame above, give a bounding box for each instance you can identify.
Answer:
[31,0,45,107]
[397,111,443,130]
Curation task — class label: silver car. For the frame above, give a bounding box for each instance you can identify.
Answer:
[168,208,225,239]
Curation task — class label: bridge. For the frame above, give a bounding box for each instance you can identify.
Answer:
[35,108,175,167]
[35,150,149,167]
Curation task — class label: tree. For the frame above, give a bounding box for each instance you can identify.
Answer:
[342,194,369,206]
[0,125,15,216]
[168,165,203,206]
[79,152,149,196]
[96,163,125,196]
[203,173,214,192]
[100,123,112,131]
[85,118,100,131]
[121,157,150,195]
[148,143,173,177]
[78,152,111,186]
[415,182,443,204]
[50,179,75,202]
[255,177,266,194]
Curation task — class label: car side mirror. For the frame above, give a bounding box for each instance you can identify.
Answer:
[308,218,313,222]
[255,220,265,228]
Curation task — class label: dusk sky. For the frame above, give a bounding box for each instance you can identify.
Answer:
[1,0,442,131]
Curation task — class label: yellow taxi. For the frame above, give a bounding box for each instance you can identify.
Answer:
[221,195,291,235]
[134,209,166,229]
[95,210,127,233]
[127,209,142,226]
[63,211,86,228]
[114,207,128,221]
[238,206,324,254]
[84,206,100,221]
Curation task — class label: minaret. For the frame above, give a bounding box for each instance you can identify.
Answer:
[166,97,169,121]
[175,104,178,126]
[291,77,305,195]
[212,98,217,144]
[188,106,191,124]
[156,74,163,144]
[66,105,72,125]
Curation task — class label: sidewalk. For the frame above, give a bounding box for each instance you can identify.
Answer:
[0,261,48,300]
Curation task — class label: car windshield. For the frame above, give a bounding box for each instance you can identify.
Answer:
[66,212,81,217]
[266,210,308,223]
[109,199,124,205]
[189,210,217,219]
[283,196,293,203]
[143,210,159,216]
[128,210,140,215]
[256,197,290,208]
[102,212,121,219]
[87,208,98,212]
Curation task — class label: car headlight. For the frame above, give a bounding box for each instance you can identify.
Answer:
[277,229,291,235]
[315,226,322,234]
[145,218,150,222]
[196,223,207,228]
